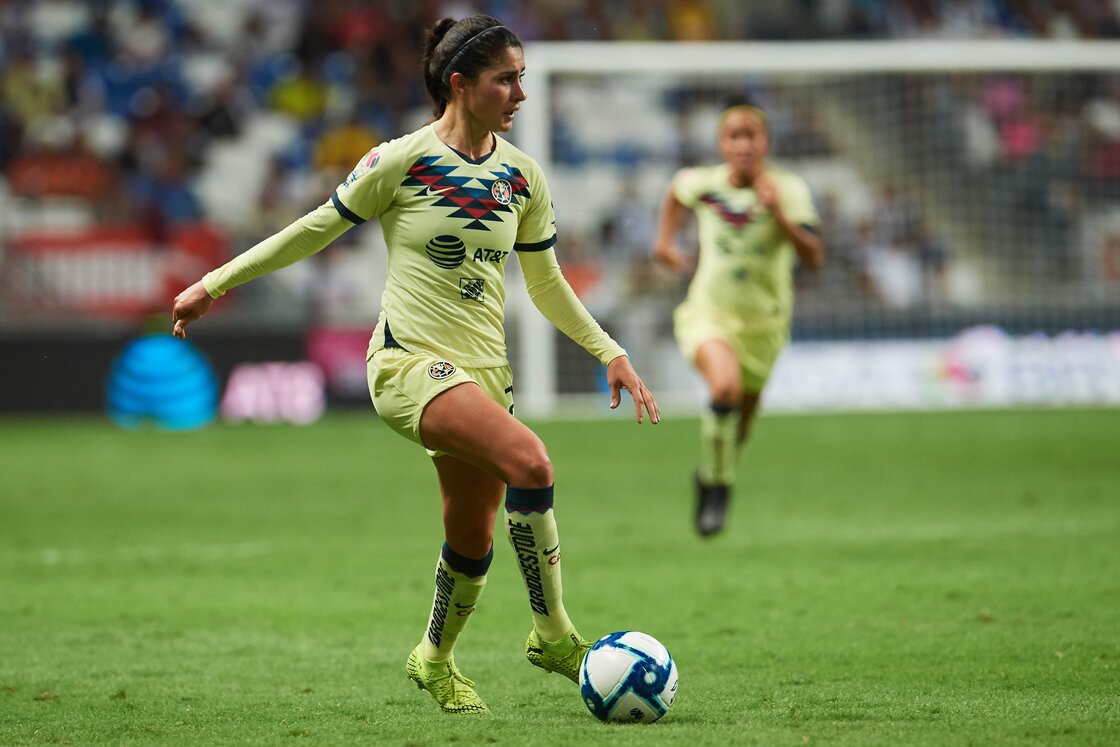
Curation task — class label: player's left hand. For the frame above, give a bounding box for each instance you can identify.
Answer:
[607,355,660,425]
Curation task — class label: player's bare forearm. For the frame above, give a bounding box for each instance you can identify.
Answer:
[772,207,824,269]
[795,237,824,268]
[652,190,691,272]
[789,225,824,269]
[787,224,824,269]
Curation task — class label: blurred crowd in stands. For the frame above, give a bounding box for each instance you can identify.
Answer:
[2,0,1119,323]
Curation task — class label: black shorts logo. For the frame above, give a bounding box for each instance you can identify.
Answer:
[428,361,457,380]
[460,278,485,302]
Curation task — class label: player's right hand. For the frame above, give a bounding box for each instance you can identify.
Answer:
[653,242,691,274]
[752,173,782,214]
[171,280,215,340]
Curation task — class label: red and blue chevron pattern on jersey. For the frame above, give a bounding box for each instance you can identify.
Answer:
[699,192,757,230]
[402,157,532,231]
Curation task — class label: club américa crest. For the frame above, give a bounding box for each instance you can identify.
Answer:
[428,361,457,380]
[491,179,512,205]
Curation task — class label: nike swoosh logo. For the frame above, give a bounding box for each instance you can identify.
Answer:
[425,185,456,197]
[543,543,560,555]
[454,603,474,609]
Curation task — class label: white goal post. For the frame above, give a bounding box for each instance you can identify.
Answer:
[509,40,1120,417]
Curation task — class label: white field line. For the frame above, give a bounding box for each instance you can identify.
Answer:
[753,518,1119,547]
[24,541,273,566]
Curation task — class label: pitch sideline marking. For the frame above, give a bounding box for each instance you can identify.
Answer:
[31,541,272,566]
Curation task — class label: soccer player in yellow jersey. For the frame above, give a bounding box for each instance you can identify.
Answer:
[171,15,659,714]
[653,101,824,537]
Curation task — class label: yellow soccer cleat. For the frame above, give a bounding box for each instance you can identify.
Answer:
[405,644,489,714]
[525,627,591,683]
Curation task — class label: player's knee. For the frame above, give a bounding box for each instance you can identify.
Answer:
[521,452,554,489]
[710,383,742,409]
[509,442,553,488]
[451,532,494,560]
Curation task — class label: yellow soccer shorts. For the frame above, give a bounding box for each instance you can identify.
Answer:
[367,346,515,456]
[673,303,789,393]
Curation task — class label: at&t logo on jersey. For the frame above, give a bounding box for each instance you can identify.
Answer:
[428,361,457,379]
[425,235,467,268]
[424,235,509,271]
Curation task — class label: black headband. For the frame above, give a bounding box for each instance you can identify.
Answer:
[439,25,506,83]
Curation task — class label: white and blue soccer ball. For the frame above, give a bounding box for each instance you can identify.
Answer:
[579,631,678,723]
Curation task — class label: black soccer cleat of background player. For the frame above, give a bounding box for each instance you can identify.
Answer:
[694,472,730,537]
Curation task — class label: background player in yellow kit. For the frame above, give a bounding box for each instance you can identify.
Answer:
[653,100,824,537]
[171,14,659,715]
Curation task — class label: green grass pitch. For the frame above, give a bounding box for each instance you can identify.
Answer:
[1,408,1118,745]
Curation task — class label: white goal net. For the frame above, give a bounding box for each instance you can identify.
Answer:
[508,40,1120,415]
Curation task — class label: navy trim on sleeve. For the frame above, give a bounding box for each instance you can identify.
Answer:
[513,234,557,253]
[331,191,366,225]
[799,223,820,235]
